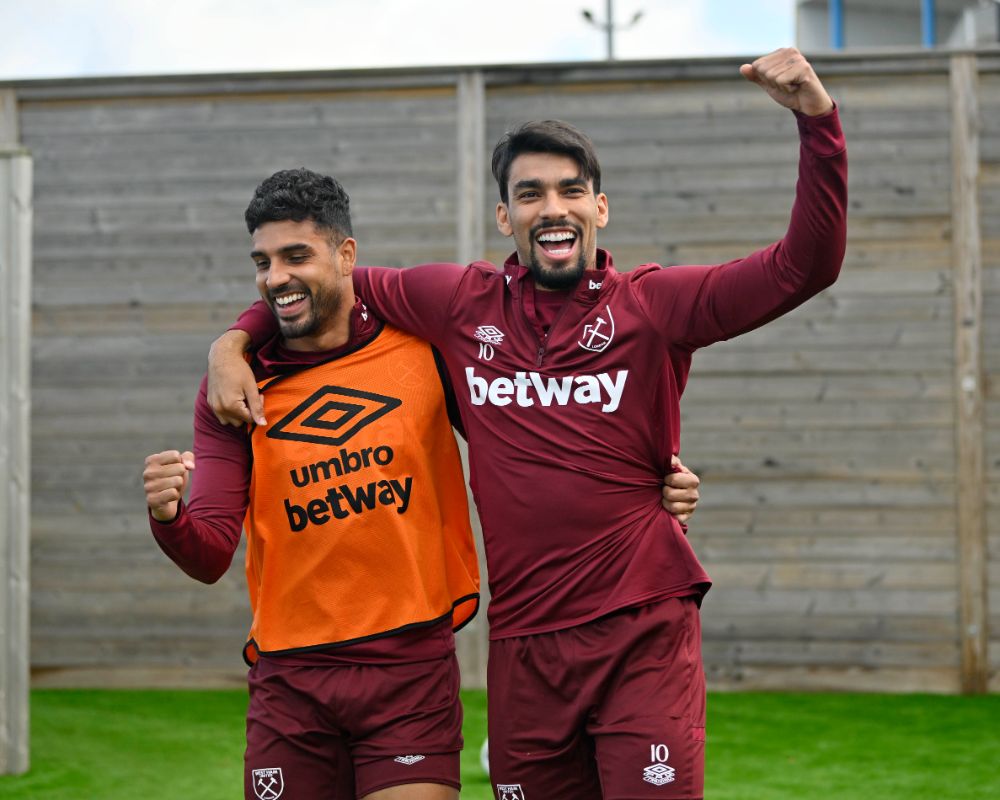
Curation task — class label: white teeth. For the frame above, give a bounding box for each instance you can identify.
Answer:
[275,292,306,307]
[537,231,576,243]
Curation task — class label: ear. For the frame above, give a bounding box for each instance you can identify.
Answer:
[595,192,609,230]
[496,202,513,237]
[336,237,357,275]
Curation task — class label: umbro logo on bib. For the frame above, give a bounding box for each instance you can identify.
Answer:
[267,386,401,447]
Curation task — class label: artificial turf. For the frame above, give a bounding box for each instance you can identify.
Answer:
[1,689,997,799]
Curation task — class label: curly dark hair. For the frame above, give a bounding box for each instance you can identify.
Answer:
[244,168,353,241]
[491,120,602,204]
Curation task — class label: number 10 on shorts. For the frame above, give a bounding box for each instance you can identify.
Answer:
[651,744,670,763]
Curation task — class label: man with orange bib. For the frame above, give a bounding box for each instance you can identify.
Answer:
[143,169,481,800]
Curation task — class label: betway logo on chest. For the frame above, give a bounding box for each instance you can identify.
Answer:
[466,367,628,413]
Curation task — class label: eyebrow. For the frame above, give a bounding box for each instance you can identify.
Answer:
[250,242,313,260]
[511,176,588,193]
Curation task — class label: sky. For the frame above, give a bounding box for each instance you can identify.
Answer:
[0,0,796,81]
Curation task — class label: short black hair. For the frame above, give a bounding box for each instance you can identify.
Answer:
[491,120,602,204]
[244,168,353,241]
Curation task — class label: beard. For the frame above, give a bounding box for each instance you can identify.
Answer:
[527,221,587,290]
[270,280,344,341]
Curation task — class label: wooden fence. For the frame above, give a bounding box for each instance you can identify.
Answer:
[1,49,997,694]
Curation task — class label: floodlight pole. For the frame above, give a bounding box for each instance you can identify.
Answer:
[604,0,614,60]
[582,0,644,61]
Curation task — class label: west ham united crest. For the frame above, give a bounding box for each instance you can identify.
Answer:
[252,767,284,799]
[578,305,615,353]
[496,784,525,800]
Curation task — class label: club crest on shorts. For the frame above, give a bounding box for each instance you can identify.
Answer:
[252,767,284,799]
[643,743,676,786]
[496,784,525,800]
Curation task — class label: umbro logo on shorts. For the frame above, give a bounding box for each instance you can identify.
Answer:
[394,754,426,765]
[267,385,401,447]
[643,763,676,786]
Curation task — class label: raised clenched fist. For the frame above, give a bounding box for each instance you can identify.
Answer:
[740,47,834,117]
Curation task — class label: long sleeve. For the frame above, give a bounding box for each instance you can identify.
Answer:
[231,301,278,349]
[351,262,468,345]
[148,376,251,583]
[230,262,469,349]
[634,107,848,350]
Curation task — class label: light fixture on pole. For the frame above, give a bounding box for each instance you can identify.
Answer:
[582,0,644,60]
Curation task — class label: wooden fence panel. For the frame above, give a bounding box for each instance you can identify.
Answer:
[20,84,464,683]
[3,50,996,692]
[979,66,1000,693]
[483,61,962,692]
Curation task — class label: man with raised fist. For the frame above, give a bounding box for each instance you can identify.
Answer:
[207,48,843,800]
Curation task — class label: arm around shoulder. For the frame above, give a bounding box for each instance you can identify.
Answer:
[208,327,265,427]
[353,263,469,342]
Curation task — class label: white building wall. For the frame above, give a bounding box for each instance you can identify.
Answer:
[796,0,997,49]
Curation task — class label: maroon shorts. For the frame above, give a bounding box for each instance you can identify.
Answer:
[487,597,706,800]
[245,651,463,799]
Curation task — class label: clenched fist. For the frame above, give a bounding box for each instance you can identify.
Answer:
[740,47,834,117]
[143,450,195,522]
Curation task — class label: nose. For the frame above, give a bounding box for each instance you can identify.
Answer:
[539,190,567,220]
[265,259,290,290]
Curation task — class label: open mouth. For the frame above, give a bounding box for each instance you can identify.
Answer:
[535,229,578,261]
[271,290,309,317]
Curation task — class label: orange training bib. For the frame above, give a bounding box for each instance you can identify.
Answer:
[243,325,479,663]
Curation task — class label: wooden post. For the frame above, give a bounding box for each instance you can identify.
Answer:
[456,70,486,267]
[0,145,32,773]
[949,54,988,695]
[0,92,16,145]
[455,71,490,687]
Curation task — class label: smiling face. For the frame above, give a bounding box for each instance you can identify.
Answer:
[496,152,609,291]
[251,218,356,351]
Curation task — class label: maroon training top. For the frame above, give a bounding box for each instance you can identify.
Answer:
[235,108,848,640]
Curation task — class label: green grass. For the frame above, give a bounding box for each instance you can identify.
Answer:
[1,690,998,798]
[706,692,1000,799]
